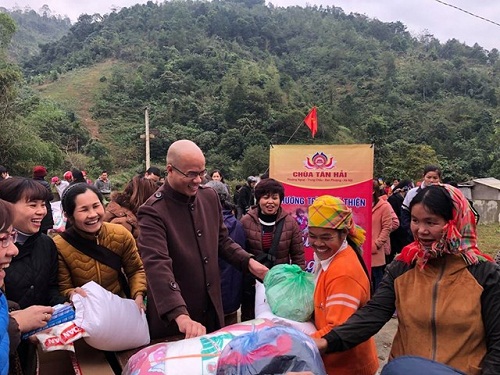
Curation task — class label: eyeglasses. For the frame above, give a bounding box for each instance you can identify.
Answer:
[0,230,18,248]
[308,233,339,242]
[170,165,207,179]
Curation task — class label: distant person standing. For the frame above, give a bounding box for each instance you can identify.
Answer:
[401,165,442,242]
[0,166,10,180]
[144,167,162,183]
[387,180,413,263]
[32,166,54,234]
[70,168,86,184]
[95,170,112,201]
[237,176,257,219]
[63,171,73,184]
[51,176,69,200]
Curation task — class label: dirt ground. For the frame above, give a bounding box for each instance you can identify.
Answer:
[374,317,398,373]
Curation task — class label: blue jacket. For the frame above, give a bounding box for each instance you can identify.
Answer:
[220,210,245,314]
[0,292,9,375]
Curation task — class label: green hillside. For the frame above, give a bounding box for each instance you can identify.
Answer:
[1,1,499,181]
[35,59,126,139]
[2,6,71,63]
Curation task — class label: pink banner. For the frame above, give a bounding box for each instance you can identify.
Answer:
[270,145,374,272]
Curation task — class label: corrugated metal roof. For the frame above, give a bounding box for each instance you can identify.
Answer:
[473,177,500,190]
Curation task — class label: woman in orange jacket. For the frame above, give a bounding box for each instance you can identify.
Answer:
[308,195,378,375]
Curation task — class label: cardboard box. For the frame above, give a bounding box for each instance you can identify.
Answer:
[39,340,115,375]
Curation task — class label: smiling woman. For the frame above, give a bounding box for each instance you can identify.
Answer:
[313,185,500,374]
[53,183,147,311]
[0,177,66,375]
[240,178,305,321]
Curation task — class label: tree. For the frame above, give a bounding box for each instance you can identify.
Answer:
[240,144,269,178]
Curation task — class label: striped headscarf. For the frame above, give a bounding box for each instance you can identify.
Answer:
[397,183,492,269]
[308,195,365,248]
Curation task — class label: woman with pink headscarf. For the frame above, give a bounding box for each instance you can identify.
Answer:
[313,184,500,375]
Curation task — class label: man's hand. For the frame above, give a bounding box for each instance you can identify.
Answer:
[248,258,269,282]
[175,314,206,339]
[10,305,55,333]
[312,337,328,353]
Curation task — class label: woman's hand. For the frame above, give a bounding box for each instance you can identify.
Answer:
[69,287,87,299]
[10,305,55,333]
[134,294,146,312]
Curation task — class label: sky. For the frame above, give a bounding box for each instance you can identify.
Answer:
[2,0,500,51]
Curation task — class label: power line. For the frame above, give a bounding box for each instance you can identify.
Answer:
[433,0,500,28]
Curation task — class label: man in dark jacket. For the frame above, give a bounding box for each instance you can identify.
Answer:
[32,165,54,234]
[137,140,268,340]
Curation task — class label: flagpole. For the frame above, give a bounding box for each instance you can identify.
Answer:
[262,111,313,175]
[284,120,308,145]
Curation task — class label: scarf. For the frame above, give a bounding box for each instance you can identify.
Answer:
[397,183,492,269]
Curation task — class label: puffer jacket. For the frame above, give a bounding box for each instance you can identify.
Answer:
[241,207,305,269]
[5,232,65,309]
[54,222,147,299]
[103,201,139,239]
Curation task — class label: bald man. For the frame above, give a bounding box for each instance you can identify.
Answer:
[137,140,268,339]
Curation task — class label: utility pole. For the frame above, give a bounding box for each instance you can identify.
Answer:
[145,107,150,170]
[140,106,154,170]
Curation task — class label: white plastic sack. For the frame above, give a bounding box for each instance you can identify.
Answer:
[254,281,316,335]
[72,281,150,351]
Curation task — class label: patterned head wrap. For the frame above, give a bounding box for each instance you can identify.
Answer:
[397,183,492,269]
[308,195,366,248]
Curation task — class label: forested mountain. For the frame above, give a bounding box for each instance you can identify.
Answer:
[1,0,499,182]
[2,6,71,63]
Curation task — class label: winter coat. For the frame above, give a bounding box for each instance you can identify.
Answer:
[220,210,245,314]
[241,207,305,269]
[0,292,8,375]
[371,199,396,267]
[237,184,254,213]
[54,222,147,300]
[323,255,500,374]
[137,182,252,339]
[5,232,65,309]
[103,201,140,239]
[388,193,411,255]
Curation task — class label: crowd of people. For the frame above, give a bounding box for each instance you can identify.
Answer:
[0,152,499,375]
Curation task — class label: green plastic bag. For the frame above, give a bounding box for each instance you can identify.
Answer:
[263,264,315,322]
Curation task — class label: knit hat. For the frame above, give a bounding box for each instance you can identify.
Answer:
[51,176,60,184]
[33,165,47,178]
[63,171,73,181]
[308,195,365,248]
[205,180,229,201]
